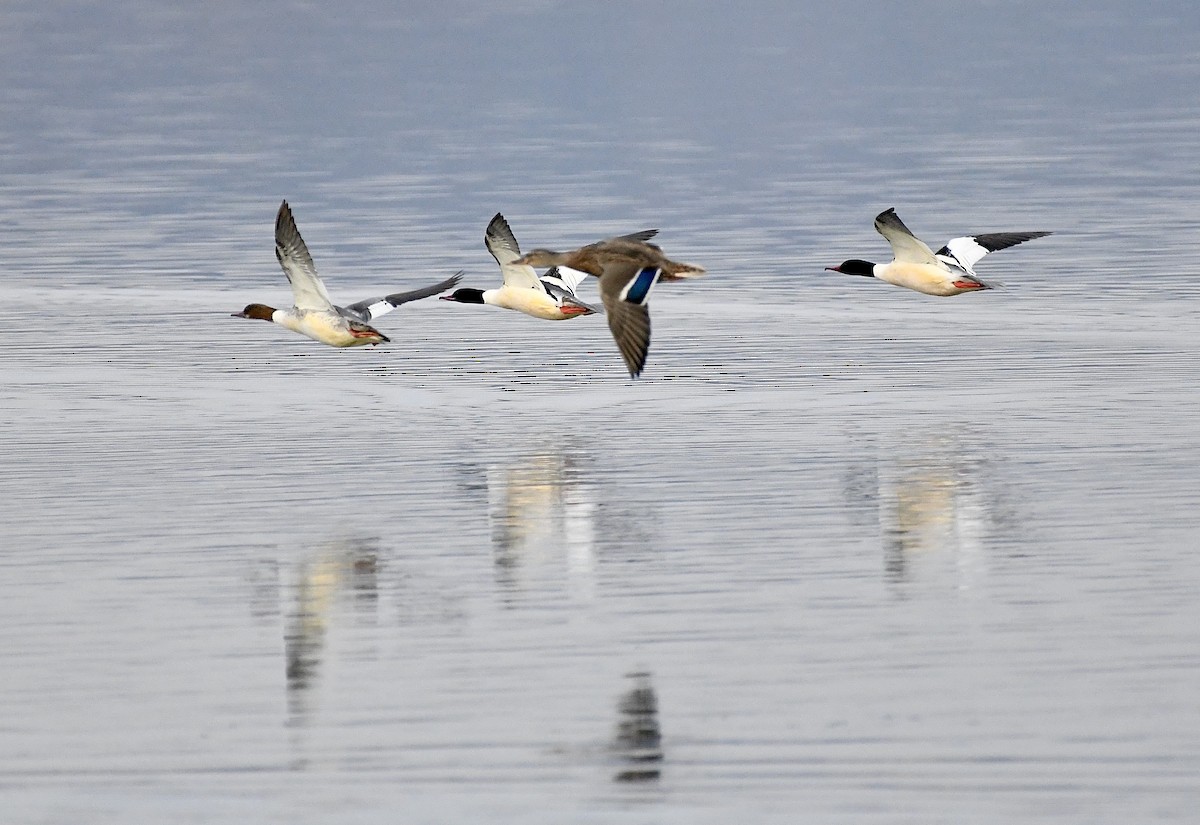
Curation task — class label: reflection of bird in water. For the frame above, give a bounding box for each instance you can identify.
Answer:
[284,538,381,728]
[612,671,662,783]
[880,454,987,588]
[486,452,596,598]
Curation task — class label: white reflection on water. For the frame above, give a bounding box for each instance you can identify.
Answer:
[284,538,382,737]
[460,449,598,602]
[848,437,994,591]
[4,3,1200,821]
[882,444,989,591]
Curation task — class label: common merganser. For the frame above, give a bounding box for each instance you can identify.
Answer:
[827,208,1050,296]
[439,213,655,321]
[233,201,461,347]
[512,239,705,378]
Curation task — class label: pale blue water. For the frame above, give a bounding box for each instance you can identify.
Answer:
[2,3,1200,823]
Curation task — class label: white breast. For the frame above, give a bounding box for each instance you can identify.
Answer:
[276,309,363,346]
[486,287,573,320]
[876,262,961,297]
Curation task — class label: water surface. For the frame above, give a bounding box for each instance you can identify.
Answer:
[2,2,1199,823]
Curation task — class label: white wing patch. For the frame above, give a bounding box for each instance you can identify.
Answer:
[936,232,1052,276]
[937,236,990,276]
[551,266,589,293]
[356,300,393,321]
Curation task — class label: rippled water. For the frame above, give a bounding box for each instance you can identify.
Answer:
[3,3,1200,823]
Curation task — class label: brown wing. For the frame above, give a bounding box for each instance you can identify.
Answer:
[608,229,659,244]
[598,259,652,378]
[589,237,664,258]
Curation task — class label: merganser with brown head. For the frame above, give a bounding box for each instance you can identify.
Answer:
[233,200,461,347]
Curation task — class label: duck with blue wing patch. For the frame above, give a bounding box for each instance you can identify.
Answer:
[619,266,661,305]
[512,236,704,378]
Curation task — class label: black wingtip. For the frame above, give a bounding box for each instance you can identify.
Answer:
[973,231,1054,253]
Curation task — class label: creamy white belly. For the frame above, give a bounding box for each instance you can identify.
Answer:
[487,287,574,320]
[876,262,965,297]
[276,309,370,346]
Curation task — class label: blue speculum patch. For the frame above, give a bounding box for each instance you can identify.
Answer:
[624,267,660,305]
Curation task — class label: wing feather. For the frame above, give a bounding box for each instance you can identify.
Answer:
[344,272,463,321]
[609,229,659,244]
[874,208,939,265]
[275,201,335,311]
[598,259,653,378]
[540,265,591,295]
[485,213,543,291]
[935,232,1052,274]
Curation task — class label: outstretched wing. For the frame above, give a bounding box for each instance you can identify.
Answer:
[343,272,463,322]
[485,212,543,291]
[275,200,336,310]
[598,261,661,378]
[936,232,1052,275]
[540,265,590,296]
[874,207,939,265]
[608,229,659,244]
[540,268,601,313]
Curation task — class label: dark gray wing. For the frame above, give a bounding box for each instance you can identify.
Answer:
[342,272,463,322]
[598,260,654,378]
[610,229,659,244]
[485,213,521,263]
[548,287,602,315]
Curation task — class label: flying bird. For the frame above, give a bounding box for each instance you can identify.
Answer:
[513,237,704,377]
[233,200,460,346]
[827,208,1050,296]
[439,212,634,320]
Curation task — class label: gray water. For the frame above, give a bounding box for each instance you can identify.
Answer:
[3,2,1200,823]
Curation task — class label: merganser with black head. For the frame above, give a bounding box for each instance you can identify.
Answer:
[439,213,650,321]
[827,208,1050,296]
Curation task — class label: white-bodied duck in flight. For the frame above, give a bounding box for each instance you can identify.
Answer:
[440,213,654,321]
[233,200,461,347]
[827,208,1050,296]
[512,236,705,378]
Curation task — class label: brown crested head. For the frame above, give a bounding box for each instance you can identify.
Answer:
[233,303,276,321]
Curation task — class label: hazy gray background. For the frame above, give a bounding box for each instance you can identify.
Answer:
[2,2,1199,823]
